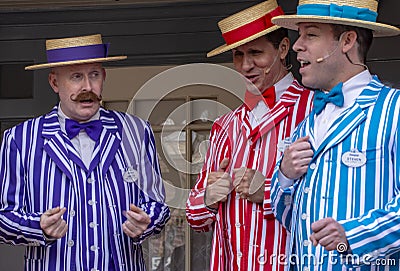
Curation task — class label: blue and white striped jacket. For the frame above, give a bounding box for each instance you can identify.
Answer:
[0,106,170,271]
[271,76,400,270]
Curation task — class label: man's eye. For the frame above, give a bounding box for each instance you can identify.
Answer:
[250,50,262,56]
[90,72,100,78]
[71,74,82,80]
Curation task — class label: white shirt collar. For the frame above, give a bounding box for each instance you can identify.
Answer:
[341,70,372,107]
[57,104,100,134]
[274,72,294,102]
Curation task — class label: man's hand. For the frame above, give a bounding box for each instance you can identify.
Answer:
[122,204,151,238]
[40,207,68,239]
[310,217,349,252]
[233,167,265,203]
[280,136,314,179]
[205,158,233,209]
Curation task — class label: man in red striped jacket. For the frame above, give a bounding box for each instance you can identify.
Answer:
[186,1,313,270]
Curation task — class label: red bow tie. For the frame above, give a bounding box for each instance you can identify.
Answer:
[244,85,276,110]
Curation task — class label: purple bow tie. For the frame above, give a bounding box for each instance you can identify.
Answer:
[65,119,102,141]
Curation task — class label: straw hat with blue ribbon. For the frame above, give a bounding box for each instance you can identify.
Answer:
[271,0,399,37]
[25,34,127,70]
[207,0,285,57]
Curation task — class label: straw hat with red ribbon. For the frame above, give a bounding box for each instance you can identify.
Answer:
[271,0,399,37]
[25,34,127,70]
[207,0,285,57]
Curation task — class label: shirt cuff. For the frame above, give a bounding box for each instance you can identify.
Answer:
[278,170,295,189]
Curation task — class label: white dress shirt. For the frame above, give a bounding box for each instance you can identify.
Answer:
[313,70,372,147]
[250,72,294,127]
[279,70,372,188]
[58,106,100,168]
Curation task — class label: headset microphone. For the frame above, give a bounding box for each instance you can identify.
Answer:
[316,33,345,64]
[316,43,340,63]
[265,53,279,74]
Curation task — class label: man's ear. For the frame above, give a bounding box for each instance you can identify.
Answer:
[279,37,290,60]
[341,31,358,54]
[102,67,106,81]
[48,71,59,94]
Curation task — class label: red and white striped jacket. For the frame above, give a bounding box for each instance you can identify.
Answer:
[186,79,313,271]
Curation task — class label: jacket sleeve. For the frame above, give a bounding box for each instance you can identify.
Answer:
[0,128,47,246]
[186,121,230,232]
[134,122,170,243]
[270,123,305,230]
[270,158,299,231]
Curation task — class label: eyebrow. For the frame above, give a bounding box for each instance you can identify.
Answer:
[299,24,321,31]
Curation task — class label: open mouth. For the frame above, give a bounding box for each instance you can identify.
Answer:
[245,75,258,83]
[80,99,94,103]
[299,60,311,68]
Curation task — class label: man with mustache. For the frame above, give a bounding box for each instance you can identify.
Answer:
[0,34,170,271]
[270,0,400,270]
[186,1,313,270]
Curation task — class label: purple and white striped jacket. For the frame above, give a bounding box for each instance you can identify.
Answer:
[0,106,170,271]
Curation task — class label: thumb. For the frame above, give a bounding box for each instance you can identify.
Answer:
[297,136,310,143]
[44,206,61,216]
[218,158,230,172]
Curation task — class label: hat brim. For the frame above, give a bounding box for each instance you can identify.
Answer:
[25,55,127,70]
[272,15,400,37]
[207,25,281,57]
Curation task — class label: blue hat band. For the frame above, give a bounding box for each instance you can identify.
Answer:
[297,3,377,22]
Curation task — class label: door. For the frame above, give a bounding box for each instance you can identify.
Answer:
[103,63,244,270]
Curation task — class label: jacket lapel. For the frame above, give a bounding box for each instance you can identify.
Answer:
[93,109,120,177]
[42,107,74,180]
[249,82,303,143]
[311,76,382,160]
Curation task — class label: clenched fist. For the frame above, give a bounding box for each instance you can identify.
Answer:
[205,158,233,210]
[40,206,68,240]
[122,204,151,239]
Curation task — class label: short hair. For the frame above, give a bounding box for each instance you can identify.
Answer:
[265,27,289,49]
[330,24,373,63]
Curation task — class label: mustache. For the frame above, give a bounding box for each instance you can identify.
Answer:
[70,91,102,102]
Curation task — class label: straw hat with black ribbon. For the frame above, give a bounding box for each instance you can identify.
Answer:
[25,34,127,70]
[271,0,400,37]
[207,0,286,57]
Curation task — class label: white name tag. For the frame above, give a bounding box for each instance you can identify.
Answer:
[123,166,138,183]
[277,137,292,152]
[341,150,367,167]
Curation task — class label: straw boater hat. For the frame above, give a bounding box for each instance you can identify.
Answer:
[271,0,400,37]
[25,34,127,70]
[207,0,285,57]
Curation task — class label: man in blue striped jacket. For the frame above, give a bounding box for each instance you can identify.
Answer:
[0,34,170,271]
[269,0,400,270]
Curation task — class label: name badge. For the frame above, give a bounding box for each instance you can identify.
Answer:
[123,166,138,183]
[277,137,292,152]
[341,149,367,167]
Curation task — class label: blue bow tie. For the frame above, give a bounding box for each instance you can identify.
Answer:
[313,82,344,115]
[65,119,102,141]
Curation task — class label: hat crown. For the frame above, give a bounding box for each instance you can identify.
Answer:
[271,0,399,37]
[218,0,279,33]
[299,0,378,13]
[46,34,103,50]
[25,33,126,70]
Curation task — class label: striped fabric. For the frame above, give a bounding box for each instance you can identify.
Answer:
[186,80,313,271]
[0,106,170,271]
[271,76,400,270]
